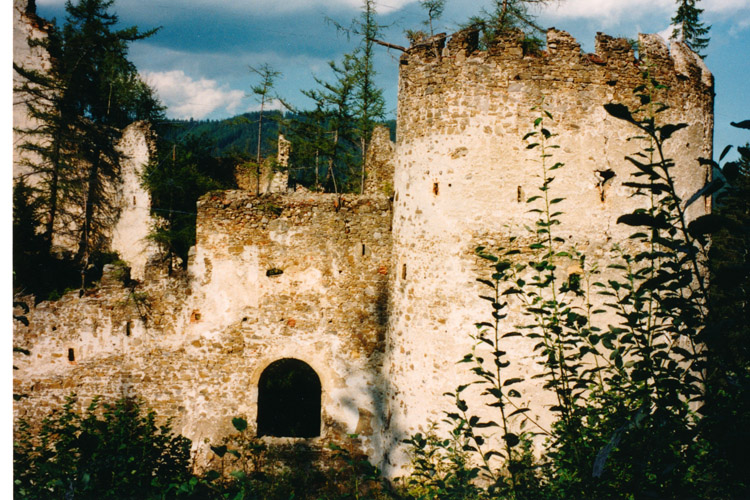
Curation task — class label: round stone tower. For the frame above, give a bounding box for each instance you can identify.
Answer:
[381,28,713,475]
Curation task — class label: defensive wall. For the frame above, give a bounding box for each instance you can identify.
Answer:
[13,19,714,477]
[14,190,394,466]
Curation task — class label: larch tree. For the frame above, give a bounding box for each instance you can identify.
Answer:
[13,0,162,290]
[671,0,710,58]
[248,63,283,195]
[329,0,386,194]
[466,0,555,48]
[301,55,359,195]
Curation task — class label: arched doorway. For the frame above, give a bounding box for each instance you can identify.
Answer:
[257,358,321,438]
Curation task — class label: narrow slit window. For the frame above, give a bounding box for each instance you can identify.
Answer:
[68,348,75,362]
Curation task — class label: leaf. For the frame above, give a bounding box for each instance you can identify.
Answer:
[210,445,227,458]
[659,123,688,141]
[503,377,524,386]
[508,407,531,417]
[625,156,660,179]
[622,181,670,194]
[230,470,247,480]
[699,157,719,169]
[503,433,520,447]
[617,212,669,229]
[604,103,636,124]
[739,146,750,160]
[730,120,750,129]
[688,214,723,237]
[684,178,724,209]
[231,417,248,432]
[719,144,733,161]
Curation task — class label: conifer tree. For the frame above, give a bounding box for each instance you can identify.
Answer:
[142,135,233,273]
[421,0,446,36]
[329,0,386,194]
[670,0,710,58]
[300,55,359,194]
[14,0,162,290]
[465,0,552,49]
[248,63,283,195]
[353,0,386,194]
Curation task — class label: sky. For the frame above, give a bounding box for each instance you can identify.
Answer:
[29,0,750,153]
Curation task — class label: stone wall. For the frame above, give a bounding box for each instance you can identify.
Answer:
[364,125,395,196]
[13,18,714,479]
[382,27,713,475]
[14,189,394,465]
[13,0,51,180]
[110,122,161,281]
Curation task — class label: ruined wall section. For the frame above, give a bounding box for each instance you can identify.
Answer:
[187,190,393,457]
[15,189,394,466]
[364,125,396,197]
[383,28,713,475]
[13,0,52,179]
[110,122,161,280]
[13,273,192,431]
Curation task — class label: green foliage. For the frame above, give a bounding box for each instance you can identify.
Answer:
[417,0,446,36]
[464,0,552,47]
[293,54,361,194]
[160,111,287,158]
[698,129,750,498]
[14,395,193,499]
[13,0,163,294]
[670,0,710,58]
[142,134,236,272]
[205,421,391,499]
[13,181,125,297]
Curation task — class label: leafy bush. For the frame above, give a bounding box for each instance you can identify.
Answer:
[14,395,193,499]
[205,418,392,500]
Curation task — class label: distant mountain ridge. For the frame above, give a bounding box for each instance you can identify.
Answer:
[158,111,396,159]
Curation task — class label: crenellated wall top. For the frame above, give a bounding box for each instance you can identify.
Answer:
[397,27,714,144]
[402,27,712,89]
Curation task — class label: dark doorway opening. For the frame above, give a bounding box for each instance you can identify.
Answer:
[257,358,321,438]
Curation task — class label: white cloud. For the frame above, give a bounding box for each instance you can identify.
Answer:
[143,70,245,120]
[703,0,750,13]
[657,25,674,41]
[542,0,673,23]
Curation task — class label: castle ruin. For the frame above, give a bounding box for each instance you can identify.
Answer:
[13,9,713,477]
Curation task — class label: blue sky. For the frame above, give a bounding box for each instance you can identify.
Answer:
[30,0,750,154]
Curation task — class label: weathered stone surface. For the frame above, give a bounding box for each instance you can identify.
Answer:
[382,27,712,476]
[13,23,713,479]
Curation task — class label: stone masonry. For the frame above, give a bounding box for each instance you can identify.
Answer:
[13,23,713,478]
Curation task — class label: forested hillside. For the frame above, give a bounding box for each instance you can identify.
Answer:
[159,111,395,160]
